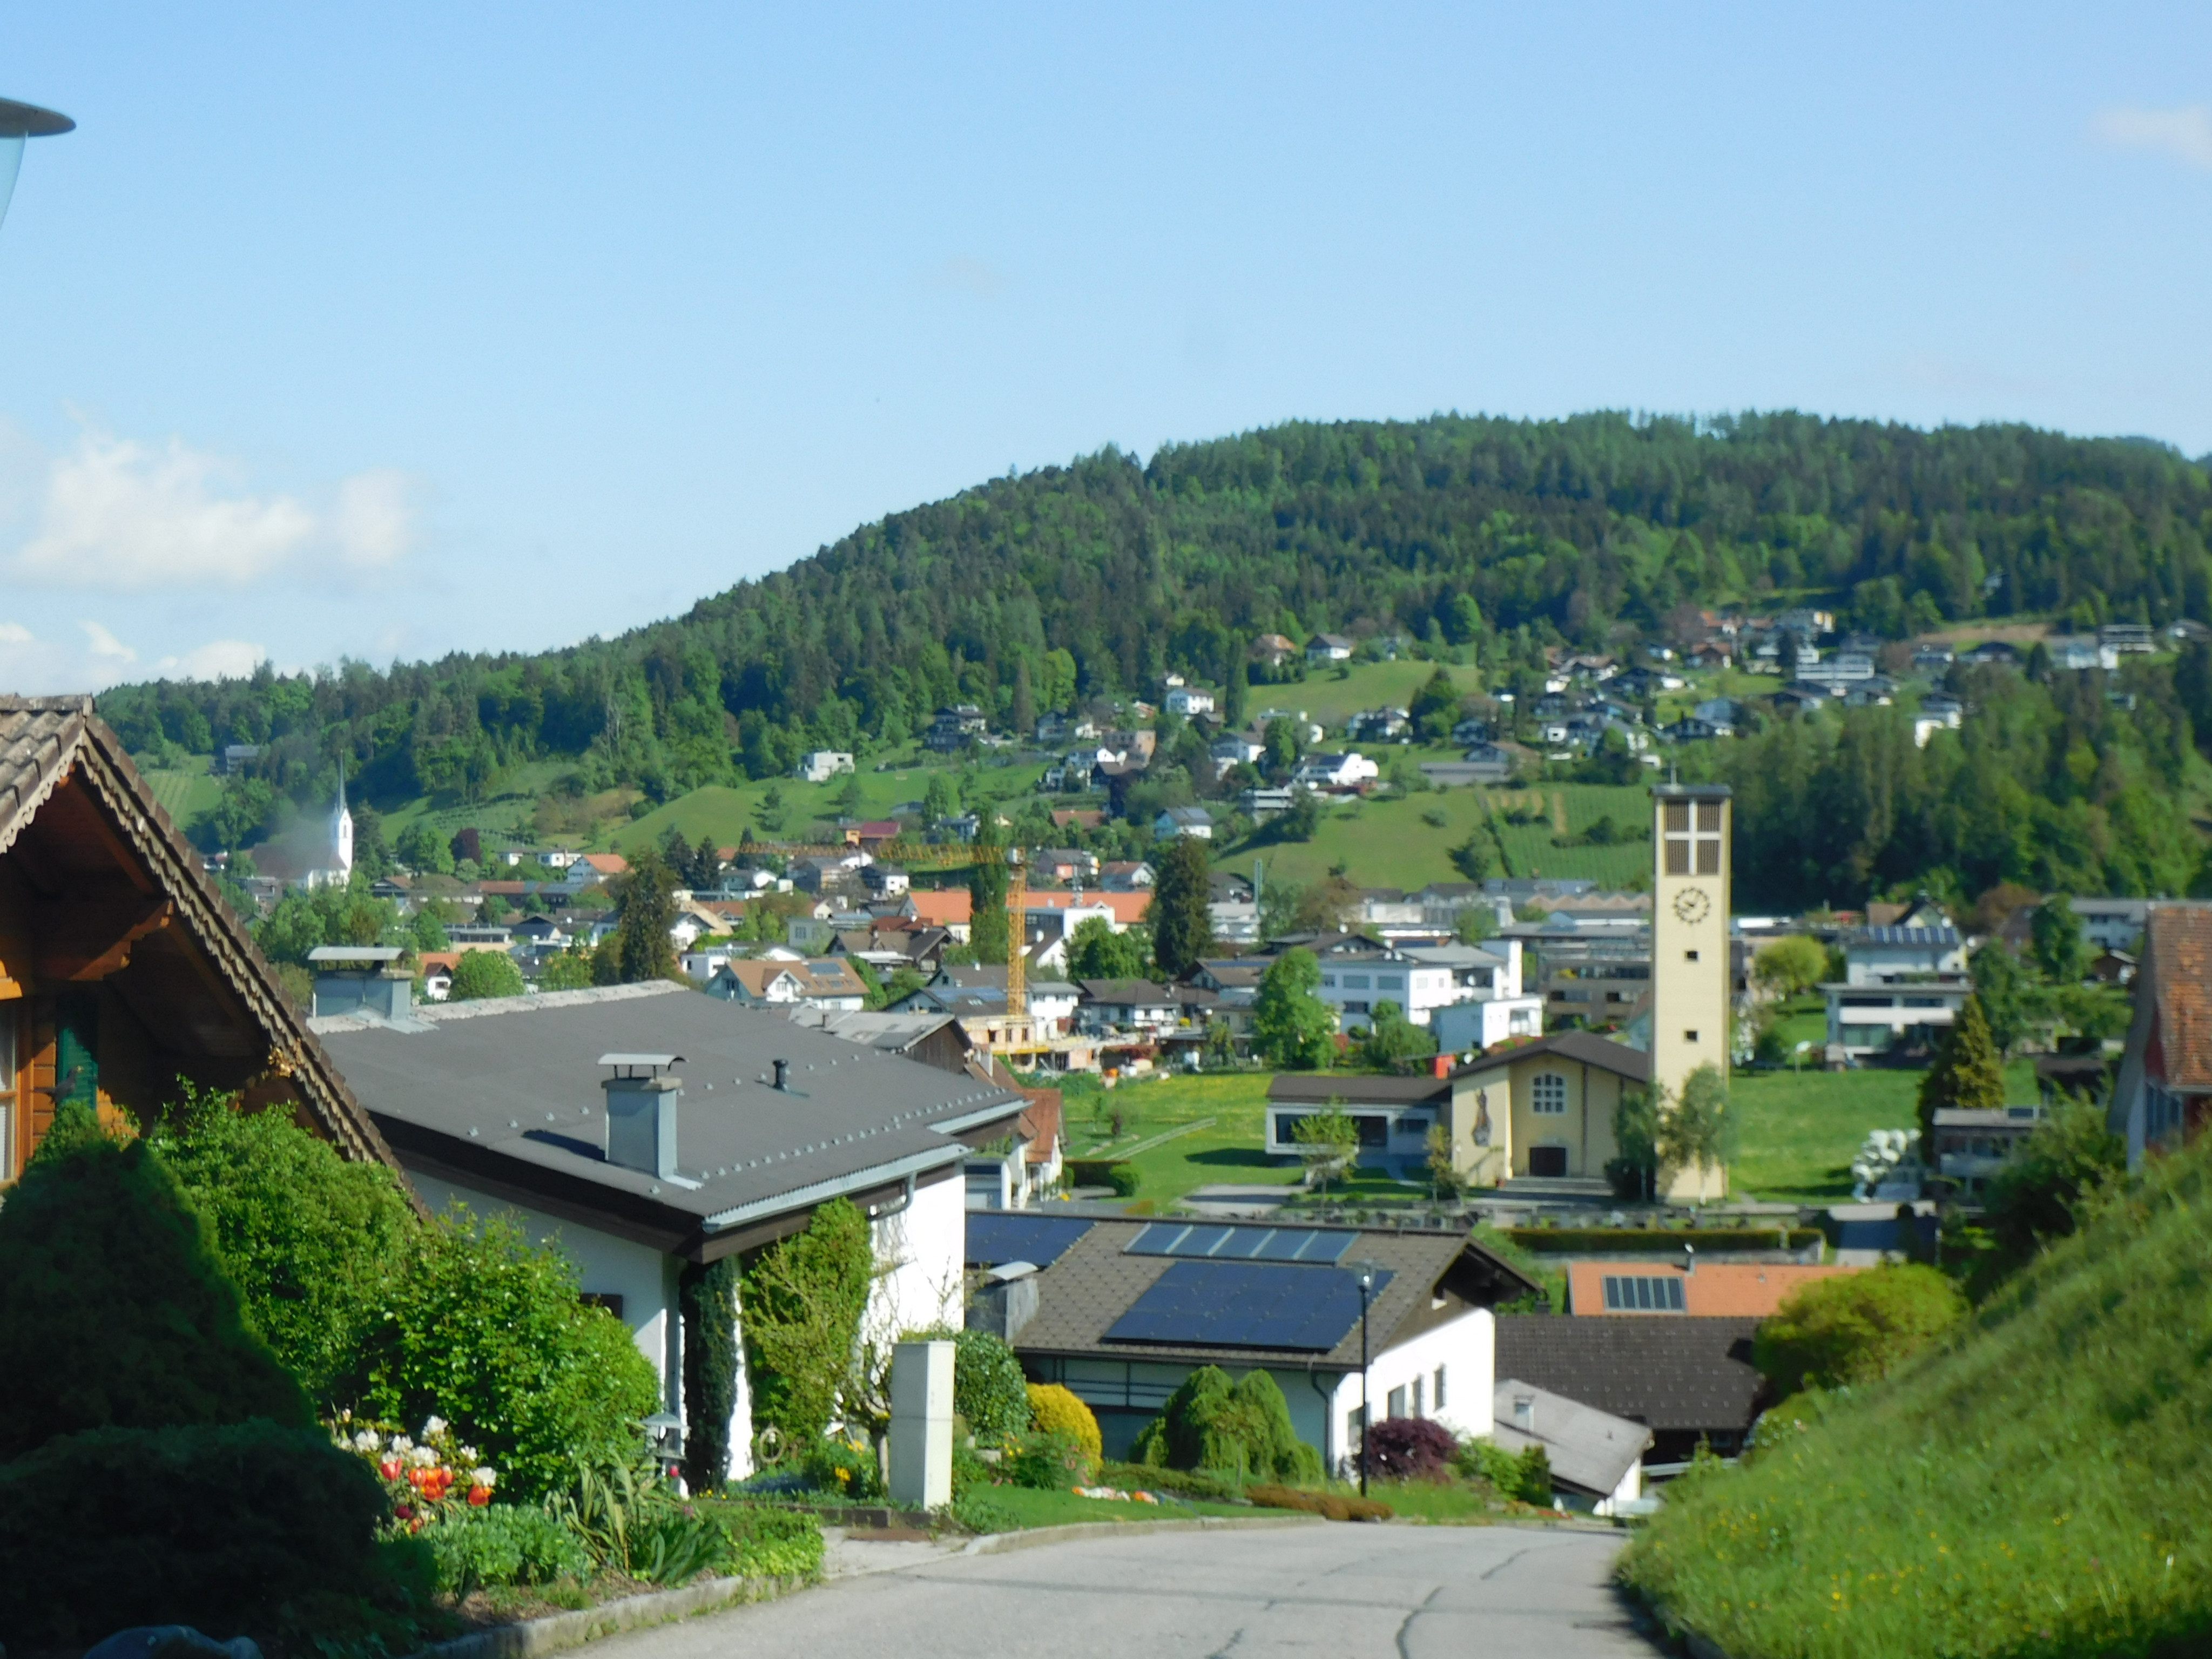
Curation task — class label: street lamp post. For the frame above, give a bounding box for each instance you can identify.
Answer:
[0,97,74,235]
[1346,1258,1380,1497]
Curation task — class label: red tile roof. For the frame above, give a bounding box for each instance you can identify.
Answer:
[2144,907,2212,1089]
[1566,1260,1861,1319]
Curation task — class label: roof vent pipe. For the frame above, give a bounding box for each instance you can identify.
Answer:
[772,1058,791,1091]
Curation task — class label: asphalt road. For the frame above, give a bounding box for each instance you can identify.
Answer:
[598,1521,1662,1659]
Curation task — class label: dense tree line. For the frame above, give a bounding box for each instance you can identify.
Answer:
[94,412,2212,891]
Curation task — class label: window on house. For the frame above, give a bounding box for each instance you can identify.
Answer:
[1411,1375,1425,1418]
[1433,1366,1447,1410]
[1602,1274,1687,1311]
[1343,974,1371,990]
[1347,1408,1365,1451]
[1379,975,1404,992]
[1532,1073,1568,1115]
[1387,1385,1408,1420]
[1684,1030,1700,1043]
[1685,950,1700,962]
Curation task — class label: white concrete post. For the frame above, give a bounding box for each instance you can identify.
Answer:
[888,1338,955,1509]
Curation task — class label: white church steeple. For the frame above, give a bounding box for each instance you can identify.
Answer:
[323,762,354,886]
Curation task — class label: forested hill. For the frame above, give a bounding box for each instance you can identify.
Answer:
[99,412,2212,818]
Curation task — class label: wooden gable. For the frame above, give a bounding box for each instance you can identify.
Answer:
[0,696,404,1183]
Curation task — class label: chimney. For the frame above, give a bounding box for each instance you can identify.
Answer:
[601,1054,684,1179]
[307,946,410,1021]
[1683,1242,1696,1276]
[772,1058,790,1091]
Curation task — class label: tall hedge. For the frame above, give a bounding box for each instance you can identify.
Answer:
[682,1255,744,1492]
[150,1084,416,1402]
[0,1421,389,1647]
[0,1103,309,1461]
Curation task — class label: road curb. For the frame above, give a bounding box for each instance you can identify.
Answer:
[962,1513,1327,1555]
[410,1571,814,1659]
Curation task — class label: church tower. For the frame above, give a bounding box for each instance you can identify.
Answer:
[329,764,354,886]
[1650,783,1730,1202]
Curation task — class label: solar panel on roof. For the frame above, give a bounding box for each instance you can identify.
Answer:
[1125,1223,1192,1256]
[965,1214,1095,1269]
[1125,1223,1360,1262]
[1104,1261,1394,1351]
[1181,1225,1237,1257]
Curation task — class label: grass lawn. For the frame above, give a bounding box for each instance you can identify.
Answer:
[1247,660,1486,732]
[1728,1058,2042,1203]
[1487,783,1654,886]
[612,756,1049,855]
[1063,1073,1299,1208]
[138,757,224,833]
[959,1484,1257,1529]
[1364,1479,1523,1524]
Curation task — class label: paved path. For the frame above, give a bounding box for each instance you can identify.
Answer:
[599,1522,1661,1659]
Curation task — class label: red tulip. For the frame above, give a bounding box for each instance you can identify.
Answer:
[469,1485,491,1507]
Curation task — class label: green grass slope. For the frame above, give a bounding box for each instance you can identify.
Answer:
[1620,1134,2212,1658]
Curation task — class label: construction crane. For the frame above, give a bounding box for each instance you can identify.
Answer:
[734,835,1029,1017]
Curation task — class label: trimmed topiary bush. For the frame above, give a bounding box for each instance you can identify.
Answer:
[1130,1366,1324,1483]
[953,1328,1034,1443]
[0,1102,310,1460]
[0,1420,390,1647]
[1026,1382,1102,1472]
[151,1083,416,1404]
[1246,1483,1392,1522]
[1364,1417,1456,1480]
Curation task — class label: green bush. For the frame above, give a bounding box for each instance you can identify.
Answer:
[0,1103,309,1460]
[150,1084,416,1402]
[806,1432,884,1500]
[1099,1460,1244,1502]
[953,1329,1034,1442]
[1453,1436,1554,1506]
[1005,1428,1087,1491]
[428,1505,592,1600]
[1067,1159,1138,1195]
[358,1206,659,1502]
[0,1421,389,1647]
[1130,1366,1323,1483]
[1752,1264,1966,1398]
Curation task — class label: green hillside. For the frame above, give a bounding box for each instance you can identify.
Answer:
[1621,1134,2212,1657]
[90,412,2212,907]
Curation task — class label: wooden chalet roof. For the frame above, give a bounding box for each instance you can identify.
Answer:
[0,696,404,1177]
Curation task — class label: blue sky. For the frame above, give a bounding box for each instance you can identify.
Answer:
[1,3,2208,692]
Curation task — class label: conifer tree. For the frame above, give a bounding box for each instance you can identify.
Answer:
[1918,994,2007,1142]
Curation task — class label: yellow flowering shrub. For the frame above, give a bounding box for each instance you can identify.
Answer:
[1026,1384,1101,1473]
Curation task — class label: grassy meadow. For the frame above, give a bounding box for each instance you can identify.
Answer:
[1618,1132,2212,1658]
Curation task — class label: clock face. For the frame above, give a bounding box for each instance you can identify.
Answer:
[1673,886,1712,924]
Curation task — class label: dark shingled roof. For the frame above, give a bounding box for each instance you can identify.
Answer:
[1456,1029,1651,1084]
[1494,1316,1765,1434]
[312,982,1028,1256]
[1013,1217,1537,1371]
[1268,1074,1452,1105]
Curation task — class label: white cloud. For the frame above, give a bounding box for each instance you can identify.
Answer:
[2090,104,2212,172]
[4,425,419,590]
[332,468,417,569]
[0,617,266,693]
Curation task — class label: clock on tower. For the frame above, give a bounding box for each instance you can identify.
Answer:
[1651,783,1731,1202]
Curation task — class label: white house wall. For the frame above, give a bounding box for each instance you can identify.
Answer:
[870,1169,966,1344]
[1321,1308,1496,1474]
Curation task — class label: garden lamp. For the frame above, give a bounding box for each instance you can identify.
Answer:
[1344,1257,1382,1497]
[643,1410,686,1476]
[0,98,73,235]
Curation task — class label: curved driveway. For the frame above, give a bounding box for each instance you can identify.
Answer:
[597,1520,1662,1659]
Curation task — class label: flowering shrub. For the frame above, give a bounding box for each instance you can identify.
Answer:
[805,1433,883,1501]
[332,1411,498,1533]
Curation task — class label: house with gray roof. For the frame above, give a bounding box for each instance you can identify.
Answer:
[967,1212,1537,1473]
[1491,1378,1653,1515]
[310,979,1031,1486]
[1494,1316,1765,1465]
